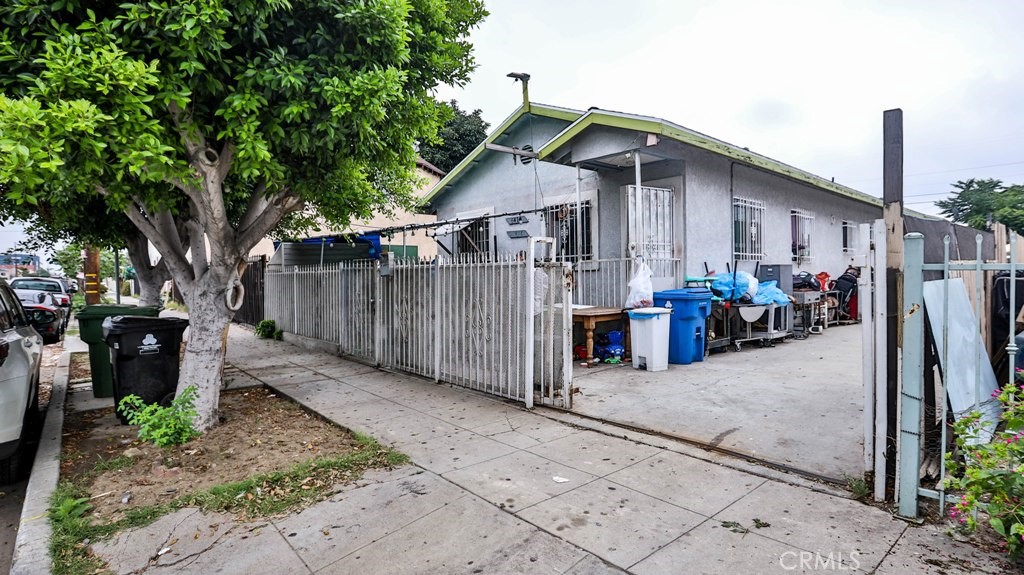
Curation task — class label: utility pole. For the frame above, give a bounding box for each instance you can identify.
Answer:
[883,109,904,500]
[84,246,101,305]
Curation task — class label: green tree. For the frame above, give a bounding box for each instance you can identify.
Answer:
[6,195,178,306]
[0,1,486,430]
[935,178,1024,235]
[51,243,84,279]
[935,179,1002,231]
[418,100,489,172]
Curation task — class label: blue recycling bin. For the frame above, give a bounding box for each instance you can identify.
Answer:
[653,288,713,364]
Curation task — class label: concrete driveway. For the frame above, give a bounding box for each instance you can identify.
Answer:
[570,325,864,481]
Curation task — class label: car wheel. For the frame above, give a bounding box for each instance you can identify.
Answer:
[0,438,23,485]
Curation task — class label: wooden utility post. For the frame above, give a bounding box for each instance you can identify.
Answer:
[84,246,101,305]
[883,109,904,498]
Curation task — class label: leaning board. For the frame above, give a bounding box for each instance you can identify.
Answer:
[922,278,1001,445]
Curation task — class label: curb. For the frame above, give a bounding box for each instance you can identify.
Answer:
[10,350,69,575]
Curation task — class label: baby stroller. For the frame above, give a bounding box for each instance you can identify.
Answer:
[832,266,859,319]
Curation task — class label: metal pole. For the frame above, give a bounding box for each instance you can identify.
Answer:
[524,239,536,409]
[433,258,441,382]
[898,232,925,519]
[939,235,951,516]
[576,164,583,263]
[113,250,121,304]
[1009,233,1019,385]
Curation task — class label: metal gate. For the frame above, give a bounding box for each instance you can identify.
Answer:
[897,232,1021,518]
[265,239,573,409]
[233,255,266,327]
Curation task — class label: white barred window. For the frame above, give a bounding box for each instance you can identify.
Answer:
[733,197,765,260]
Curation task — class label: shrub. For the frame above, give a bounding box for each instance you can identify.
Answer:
[273,328,284,341]
[946,368,1024,558]
[255,319,276,339]
[117,386,200,447]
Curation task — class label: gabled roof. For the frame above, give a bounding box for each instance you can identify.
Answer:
[538,108,883,208]
[421,102,583,204]
[415,157,446,178]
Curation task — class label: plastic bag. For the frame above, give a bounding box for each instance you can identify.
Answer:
[625,262,654,308]
[737,271,759,299]
[752,280,790,306]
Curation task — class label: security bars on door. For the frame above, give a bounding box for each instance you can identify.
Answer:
[627,185,673,260]
[264,252,573,409]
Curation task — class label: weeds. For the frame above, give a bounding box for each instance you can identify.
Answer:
[48,436,406,574]
[845,475,871,500]
[255,319,276,339]
[118,386,199,447]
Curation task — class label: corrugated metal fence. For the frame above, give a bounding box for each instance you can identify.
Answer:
[264,252,573,408]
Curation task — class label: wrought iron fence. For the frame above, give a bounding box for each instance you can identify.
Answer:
[233,255,266,327]
[899,233,1020,518]
[572,257,681,307]
[264,252,572,408]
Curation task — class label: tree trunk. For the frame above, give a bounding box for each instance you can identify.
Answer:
[177,266,236,431]
[124,229,171,307]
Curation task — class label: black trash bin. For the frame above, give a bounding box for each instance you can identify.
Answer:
[102,316,190,424]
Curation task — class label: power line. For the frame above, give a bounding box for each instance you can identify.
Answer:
[842,160,1024,184]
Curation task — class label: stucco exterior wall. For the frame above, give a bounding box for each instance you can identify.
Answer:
[430,120,884,283]
[430,116,589,256]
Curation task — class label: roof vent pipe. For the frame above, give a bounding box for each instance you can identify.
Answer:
[507,72,531,109]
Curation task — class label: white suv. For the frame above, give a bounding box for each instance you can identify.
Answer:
[0,280,44,483]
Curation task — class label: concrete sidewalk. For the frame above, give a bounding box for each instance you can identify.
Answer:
[89,326,1008,575]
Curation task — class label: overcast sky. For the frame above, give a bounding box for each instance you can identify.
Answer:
[434,0,1024,217]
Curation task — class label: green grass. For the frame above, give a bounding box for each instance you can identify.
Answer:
[48,435,406,575]
[163,300,188,313]
[91,455,135,474]
[845,474,871,500]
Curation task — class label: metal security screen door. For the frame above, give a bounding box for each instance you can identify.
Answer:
[626,186,673,259]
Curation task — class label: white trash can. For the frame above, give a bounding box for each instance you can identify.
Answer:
[627,307,672,372]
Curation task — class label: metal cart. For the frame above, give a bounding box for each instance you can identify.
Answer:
[731,302,792,350]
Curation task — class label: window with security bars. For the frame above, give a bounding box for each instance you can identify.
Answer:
[791,209,814,260]
[626,186,673,259]
[457,219,490,254]
[545,201,593,262]
[842,221,858,253]
[732,197,765,260]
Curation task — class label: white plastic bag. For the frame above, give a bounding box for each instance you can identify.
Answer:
[625,262,654,308]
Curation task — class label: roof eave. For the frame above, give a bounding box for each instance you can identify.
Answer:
[538,110,883,209]
[421,103,583,205]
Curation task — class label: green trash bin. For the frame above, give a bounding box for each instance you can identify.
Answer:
[77,304,161,398]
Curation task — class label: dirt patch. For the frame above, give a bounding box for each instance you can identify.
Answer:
[68,352,90,383]
[61,387,366,523]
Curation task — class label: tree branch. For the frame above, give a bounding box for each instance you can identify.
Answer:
[122,197,195,292]
[235,190,304,255]
[187,200,209,279]
[237,179,269,233]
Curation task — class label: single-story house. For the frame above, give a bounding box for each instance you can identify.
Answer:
[251,157,446,261]
[422,98,886,301]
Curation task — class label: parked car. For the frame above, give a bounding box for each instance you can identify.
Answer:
[9,277,71,329]
[14,289,65,344]
[21,305,62,344]
[0,279,46,483]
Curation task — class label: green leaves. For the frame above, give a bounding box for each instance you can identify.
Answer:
[118,386,201,448]
[945,375,1024,558]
